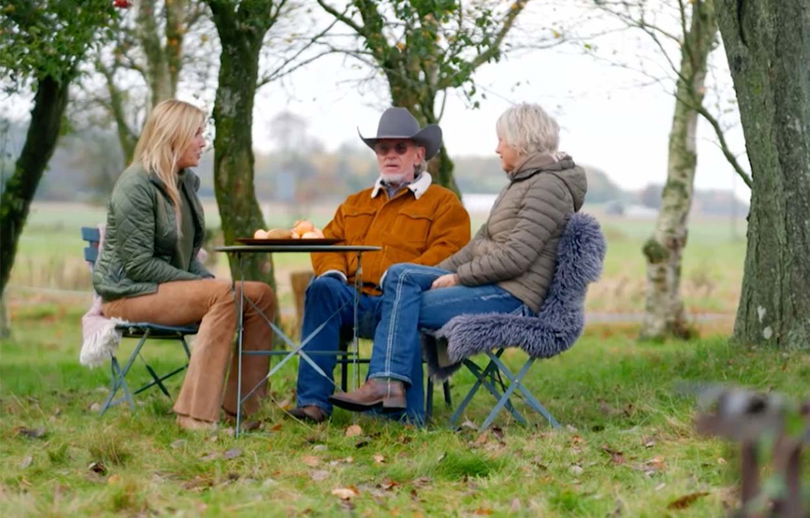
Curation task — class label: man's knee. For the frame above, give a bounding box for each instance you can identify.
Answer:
[305,275,345,303]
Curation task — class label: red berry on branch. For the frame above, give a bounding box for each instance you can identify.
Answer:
[113,0,132,8]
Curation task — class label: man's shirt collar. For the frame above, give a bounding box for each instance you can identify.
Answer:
[371,172,433,200]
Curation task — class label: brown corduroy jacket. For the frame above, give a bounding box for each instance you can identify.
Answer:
[312,176,470,294]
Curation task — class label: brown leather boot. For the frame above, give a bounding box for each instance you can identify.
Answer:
[329,378,406,412]
[286,405,328,424]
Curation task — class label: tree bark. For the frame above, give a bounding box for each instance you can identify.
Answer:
[717,0,810,348]
[0,75,71,298]
[207,1,276,282]
[641,0,716,340]
[137,0,175,105]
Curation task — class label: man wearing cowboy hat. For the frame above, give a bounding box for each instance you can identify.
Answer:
[288,107,470,424]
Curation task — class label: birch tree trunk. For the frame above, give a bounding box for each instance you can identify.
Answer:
[640,0,717,340]
[717,0,810,348]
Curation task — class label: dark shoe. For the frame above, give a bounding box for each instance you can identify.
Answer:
[329,379,406,412]
[287,405,328,423]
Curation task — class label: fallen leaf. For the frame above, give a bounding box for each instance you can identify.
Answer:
[15,427,46,439]
[474,508,493,515]
[312,444,328,452]
[373,454,385,464]
[510,498,521,512]
[310,470,329,481]
[223,448,242,459]
[302,455,320,467]
[183,475,214,491]
[646,456,666,471]
[200,452,218,461]
[380,479,398,490]
[460,420,478,430]
[345,424,363,437]
[88,461,107,475]
[600,445,626,465]
[667,491,709,510]
[717,457,727,465]
[474,432,490,446]
[569,464,584,476]
[89,402,102,412]
[107,474,121,485]
[412,476,432,487]
[19,456,33,469]
[331,486,360,500]
[170,439,187,449]
[269,422,283,432]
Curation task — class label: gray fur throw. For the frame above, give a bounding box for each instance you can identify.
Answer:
[423,212,606,380]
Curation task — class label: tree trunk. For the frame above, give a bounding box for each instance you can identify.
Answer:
[717,0,810,348]
[0,75,71,299]
[641,0,716,340]
[208,5,273,283]
[98,60,138,162]
[137,0,174,105]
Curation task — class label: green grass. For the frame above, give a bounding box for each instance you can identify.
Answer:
[2,302,808,516]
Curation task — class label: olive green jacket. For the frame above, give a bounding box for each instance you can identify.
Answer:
[93,163,212,301]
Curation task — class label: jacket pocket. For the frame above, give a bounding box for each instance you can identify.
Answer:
[343,208,376,243]
[388,210,434,245]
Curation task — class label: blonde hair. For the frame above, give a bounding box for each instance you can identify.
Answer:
[496,103,560,156]
[132,99,206,225]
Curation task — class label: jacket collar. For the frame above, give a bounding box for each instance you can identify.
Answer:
[509,152,575,181]
[371,172,432,200]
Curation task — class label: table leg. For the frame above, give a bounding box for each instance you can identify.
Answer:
[236,252,244,437]
[352,251,364,390]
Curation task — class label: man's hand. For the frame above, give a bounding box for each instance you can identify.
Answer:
[431,273,459,289]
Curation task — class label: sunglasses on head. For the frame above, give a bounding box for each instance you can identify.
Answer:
[374,141,412,156]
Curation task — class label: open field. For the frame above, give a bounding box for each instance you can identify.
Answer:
[6,202,747,330]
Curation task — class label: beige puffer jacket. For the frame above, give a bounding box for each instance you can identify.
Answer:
[438,153,587,313]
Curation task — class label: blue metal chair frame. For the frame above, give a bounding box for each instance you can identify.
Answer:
[450,349,560,430]
[81,226,198,414]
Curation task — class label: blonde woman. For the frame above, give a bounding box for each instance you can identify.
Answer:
[93,99,275,431]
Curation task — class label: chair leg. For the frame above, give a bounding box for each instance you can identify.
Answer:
[426,377,435,422]
[100,355,134,415]
[451,352,524,426]
[442,380,452,408]
[450,358,497,426]
[485,354,561,429]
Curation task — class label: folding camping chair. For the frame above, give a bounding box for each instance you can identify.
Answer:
[423,213,606,430]
[81,226,198,414]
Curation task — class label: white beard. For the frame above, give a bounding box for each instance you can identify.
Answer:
[380,172,410,185]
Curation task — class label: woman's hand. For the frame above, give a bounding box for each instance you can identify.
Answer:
[431,273,460,289]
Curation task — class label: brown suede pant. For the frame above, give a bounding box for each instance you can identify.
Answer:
[102,279,275,423]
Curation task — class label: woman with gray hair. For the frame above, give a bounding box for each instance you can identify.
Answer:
[329,103,588,423]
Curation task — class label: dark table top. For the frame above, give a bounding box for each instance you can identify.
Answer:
[215,245,382,253]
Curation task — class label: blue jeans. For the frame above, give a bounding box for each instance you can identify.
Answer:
[369,263,528,421]
[296,276,382,414]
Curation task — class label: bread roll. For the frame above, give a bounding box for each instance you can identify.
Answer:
[265,228,293,239]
